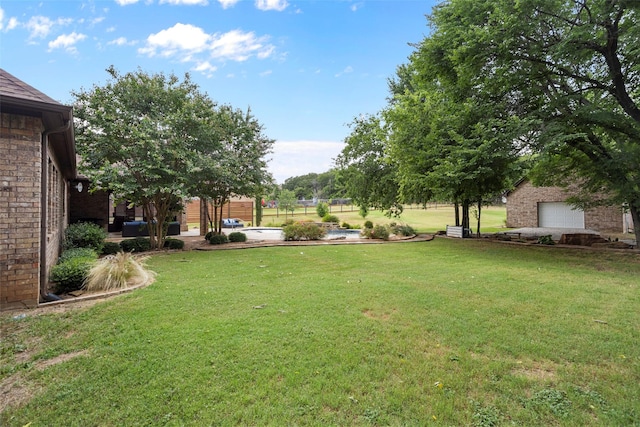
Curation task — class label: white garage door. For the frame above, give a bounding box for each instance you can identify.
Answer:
[538,202,585,228]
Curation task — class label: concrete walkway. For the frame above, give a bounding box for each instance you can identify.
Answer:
[498,227,599,240]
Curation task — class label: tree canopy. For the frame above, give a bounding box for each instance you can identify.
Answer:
[281,170,343,201]
[338,0,640,244]
[424,0,640,244]
[73,67,273,247]
[335,114,404,217]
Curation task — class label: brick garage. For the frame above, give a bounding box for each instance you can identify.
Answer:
[1,69,76,310]
[506,180,625,233]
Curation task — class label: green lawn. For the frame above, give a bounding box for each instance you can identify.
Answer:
[2,239,639,426]
[260,204,508,234]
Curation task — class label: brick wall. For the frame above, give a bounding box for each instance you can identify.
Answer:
[506,180,623,232]
[44,148,67,294]
[1,113,43,310]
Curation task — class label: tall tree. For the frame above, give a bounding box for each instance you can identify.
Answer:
[427,0,640,244]
[335,114,404,217]
[193,105,273,235]
[73,67,216,249]
[385,40,523,233]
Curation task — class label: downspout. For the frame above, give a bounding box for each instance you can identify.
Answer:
[40,119,71,302]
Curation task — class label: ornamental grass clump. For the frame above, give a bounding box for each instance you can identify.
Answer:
[83,252,155,292]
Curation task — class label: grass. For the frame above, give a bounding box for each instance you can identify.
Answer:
[1,239,639,426]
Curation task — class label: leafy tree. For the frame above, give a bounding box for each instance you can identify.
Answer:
[278,189,298,220]
[73,67,216,249]
[192,105,273,235]
[335,114,403,217]
[426,0,640,244]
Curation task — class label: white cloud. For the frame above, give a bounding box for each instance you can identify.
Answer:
[350,2,364,12]
[335,65,353,77]
[269,140,344,183]
[209,29,274,61]
[114,0,140,5]
[24,16,73,39]
[160,0,209,4]
[218,0,240,8]
[48,32,87,53]
[255,0,288,12]
[108,36,135,46]
[0,8,19,32]
[25,16,55,39]
[139,23,211,57]
[259,70,272,77]
[193,61,218,76]
[139,24,275,73]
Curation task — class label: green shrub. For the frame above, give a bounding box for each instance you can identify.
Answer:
[392,224,416,237]
[316,202,329,218]
[101,242,122,255]
[163,238,185,250]
[50,249,98,293]
[120,237,151,253]
[228,232,247,243]
[283,221,326,241]
[341,222,351,229]
[362,224,390,240]
[364,220,374,229]
[322,214,340,224]
[209,233,229,245]
[537,235,555,245]
[58,247,97,263]
[282,219,295,227]
[63,222,107,252]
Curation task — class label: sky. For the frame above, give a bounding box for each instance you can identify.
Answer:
[0,0,437,183]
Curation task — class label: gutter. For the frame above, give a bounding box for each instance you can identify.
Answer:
[40,119,72,302]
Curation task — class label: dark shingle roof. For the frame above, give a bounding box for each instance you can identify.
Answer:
[0,68,76,178]
[0,68,63,107]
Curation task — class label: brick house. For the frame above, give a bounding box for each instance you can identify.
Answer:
[506,179,630,233]
[1,69,77,310]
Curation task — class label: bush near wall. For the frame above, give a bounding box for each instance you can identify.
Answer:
[50,249,98,293]
[64,222,107,253]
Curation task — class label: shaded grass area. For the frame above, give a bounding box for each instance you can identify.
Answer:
[1,239,639,426]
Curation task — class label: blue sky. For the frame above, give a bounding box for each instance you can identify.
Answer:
[1,0,436,183]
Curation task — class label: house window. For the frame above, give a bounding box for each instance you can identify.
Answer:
[47,157,61,237]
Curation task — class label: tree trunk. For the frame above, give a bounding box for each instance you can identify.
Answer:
[142,203,158,250]
[454,201,460,226]
[462,199,470,236]
[630,204,640,248]
[476,200,482,238]
[202,199,214,235]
